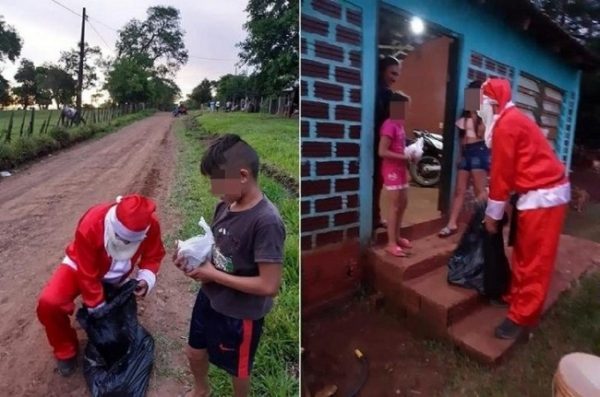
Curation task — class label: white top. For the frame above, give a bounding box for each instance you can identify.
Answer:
[455,117,477,139]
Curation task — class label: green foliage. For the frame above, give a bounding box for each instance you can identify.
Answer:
[105,55,153,104]
[0,74,11,108]
[238,0,299,96]
[188,79,213,107]
[59,43,103,90]
[13,59,37,107]
[115,6,188,74]
[149,76,181,110]
[49,125,70,146]
[0,16,22,63]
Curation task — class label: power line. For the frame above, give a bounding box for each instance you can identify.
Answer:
[88,20,112,51]
[188,55,237,62]
[49,0,81,18]
[88,16,118,32]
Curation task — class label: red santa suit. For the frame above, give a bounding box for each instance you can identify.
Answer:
[482,78,570,327]
[36,194,165,360]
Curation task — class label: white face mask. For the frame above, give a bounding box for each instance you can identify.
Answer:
[477,98,498,148]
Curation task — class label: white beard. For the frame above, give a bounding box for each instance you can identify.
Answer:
[477,100,498,149]
[104,206,141,260]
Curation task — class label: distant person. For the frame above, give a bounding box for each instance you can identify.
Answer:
[174,134,285,397]
[226,101,232,112]
[209,100,216,112]
[36,194,165,376]
[216,101,221,112]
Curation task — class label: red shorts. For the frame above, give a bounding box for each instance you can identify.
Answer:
[381,161,408,190]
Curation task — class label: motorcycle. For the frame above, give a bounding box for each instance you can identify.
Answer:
[408,129,444,187]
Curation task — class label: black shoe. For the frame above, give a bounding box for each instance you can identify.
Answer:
[494,318,524,340]
[57,357,77,377]
[489,298,509,307]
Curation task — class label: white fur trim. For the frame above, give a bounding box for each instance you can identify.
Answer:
[486,198,507,220]
[87,301,106,312]
[108,205,148,242]
[516,182,571,211]
[62,255,77,270]
[103,258,132,284]
[136,269,156,294]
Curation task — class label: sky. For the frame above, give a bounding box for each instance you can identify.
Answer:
[0,0,249,105]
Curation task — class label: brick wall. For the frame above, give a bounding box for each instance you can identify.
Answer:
[301,0,363,252]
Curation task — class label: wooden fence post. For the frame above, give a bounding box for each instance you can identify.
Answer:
[19,109,27,136]
[5,111,14,142]
[44,111,52,134]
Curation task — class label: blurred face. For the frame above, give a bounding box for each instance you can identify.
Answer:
[209,166,250,203]
[383,64,401,87]
[389,101,406,121]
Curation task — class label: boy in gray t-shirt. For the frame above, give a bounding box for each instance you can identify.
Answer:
[174,134,285,397]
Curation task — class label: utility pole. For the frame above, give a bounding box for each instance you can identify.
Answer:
[76,7,86,116]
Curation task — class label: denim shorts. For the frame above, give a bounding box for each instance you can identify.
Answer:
[459,141,490,171]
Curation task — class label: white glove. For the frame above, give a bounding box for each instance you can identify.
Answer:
[176,217,215,272]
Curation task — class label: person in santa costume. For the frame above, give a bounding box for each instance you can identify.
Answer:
[36,194,166,376]
[480,78,570,340]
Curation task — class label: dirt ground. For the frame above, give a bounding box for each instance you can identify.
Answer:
[0,113,194,396]
[302,300,448,397]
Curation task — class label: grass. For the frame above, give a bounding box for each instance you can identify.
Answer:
[196,112,298,179]
[427,271,600,397]
[0,109,155,169]
[168,112,299,396]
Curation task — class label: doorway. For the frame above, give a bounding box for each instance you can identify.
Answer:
[376,5,460,230]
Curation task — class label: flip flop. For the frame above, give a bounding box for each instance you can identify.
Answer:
[438,226,458,238]
[385,245,407,257]
[397,238,413,249]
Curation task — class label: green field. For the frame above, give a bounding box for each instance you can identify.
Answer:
[166,112,299,396]
[196,112,298,179]
[0,109,59,137]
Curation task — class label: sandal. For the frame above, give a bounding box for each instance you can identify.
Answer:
[397,238,413,249]
[385,245,408,257]
[438,226,458,238]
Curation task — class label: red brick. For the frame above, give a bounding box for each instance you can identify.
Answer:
[336,25,361,45]
[336,142,360,157]
[350,88,361,103]
[301,200,311,215]
[349,125,361,139]
[302,162,310,177]
[336,105,361,122]
[302,141,332,157]
[334,211,359,226]
[316,230,344,246]
[348,160,359,174]
[347,226,360,238]
[315,197,343,212]
[302,100,329,119]
[302,59,329,78]
[314,82,344,101]
[336,67,361,84]
[315,41,344,62]
[301,80,308,96]
[301,121,309,137]
[302,215,329,232]
[347,194,359,208]
[316,122,344,139]
[335,177,359,192]
[302,14,329,36]
[302,179,331,196]
[301,235,313,251]
[316,161,344,175]
[347,8,362,26]
[349,51,361,67]
[312,0,341,18]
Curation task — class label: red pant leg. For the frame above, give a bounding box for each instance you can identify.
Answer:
[507,204,567,326]
[36,265,81,359]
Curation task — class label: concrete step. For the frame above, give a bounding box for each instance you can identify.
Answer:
[403,266,484,337]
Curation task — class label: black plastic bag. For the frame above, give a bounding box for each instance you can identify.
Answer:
[447,203,510,298]
[76,280,154,397]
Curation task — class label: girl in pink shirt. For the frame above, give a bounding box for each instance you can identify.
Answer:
[378,93,412,257]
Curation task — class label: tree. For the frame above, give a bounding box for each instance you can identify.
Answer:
[116,6,188,74]
[13,59,37,108]
[238,0,298,96]
[0,74,12,108]
[0,16,22,63]
[105,55,153,104]
[189,78,213,107]
[37,64,76,108]
[59,43,103,90]
[149,76,180,110]
[34,66,53,109]
[216,74,249,103]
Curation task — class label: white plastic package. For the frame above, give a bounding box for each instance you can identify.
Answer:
[404,137,424,162]
[176,217,215,272]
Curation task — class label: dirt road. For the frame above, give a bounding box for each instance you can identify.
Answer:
[0,113,193,396]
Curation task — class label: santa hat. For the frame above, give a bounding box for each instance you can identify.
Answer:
[112,194,156,242]
[481,78,513,112]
